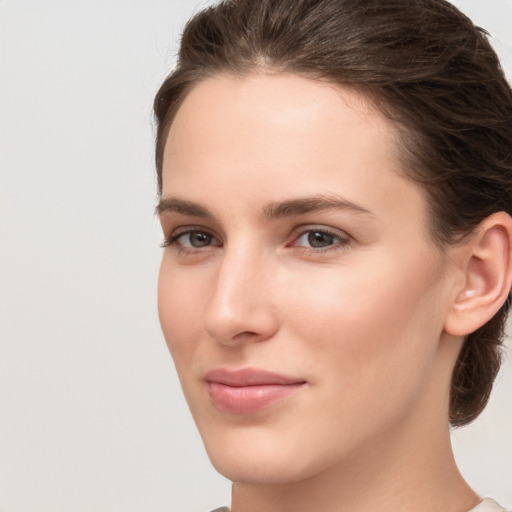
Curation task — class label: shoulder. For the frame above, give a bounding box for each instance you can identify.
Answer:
[470,498,510,512]
[209,508,230,512]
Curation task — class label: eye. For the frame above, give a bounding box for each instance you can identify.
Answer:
[179,231,216,248]
[164,229,221,249]
[292,228,350,250]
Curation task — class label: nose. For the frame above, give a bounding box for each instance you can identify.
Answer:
[204,245,279,347]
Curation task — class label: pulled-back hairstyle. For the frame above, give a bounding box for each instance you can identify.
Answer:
[154,0,512,426]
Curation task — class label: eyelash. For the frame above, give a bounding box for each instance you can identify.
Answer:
[161,227,221,253]
[291,227,351,254]
[162,226,351,254]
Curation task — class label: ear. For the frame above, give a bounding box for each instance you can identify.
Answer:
[444,212,512,337]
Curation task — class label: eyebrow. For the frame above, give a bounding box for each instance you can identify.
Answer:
[156,197,213,218]
[156,194,374,219]
[263,194,374,219]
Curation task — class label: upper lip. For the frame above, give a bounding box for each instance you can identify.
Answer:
[204,368,306,387]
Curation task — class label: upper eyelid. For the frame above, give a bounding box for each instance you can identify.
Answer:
[292,224,351,239]
[167,224,219,237]
[163,223,351,245]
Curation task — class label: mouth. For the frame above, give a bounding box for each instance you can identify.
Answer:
[204,368,307,414]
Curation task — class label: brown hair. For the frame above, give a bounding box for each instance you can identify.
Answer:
[153,0,512,426]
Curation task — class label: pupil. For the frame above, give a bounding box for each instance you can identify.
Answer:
[308,231,334,248]
[191,232,211,247]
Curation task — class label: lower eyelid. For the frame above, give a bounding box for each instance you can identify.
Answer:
[293,228,350,247]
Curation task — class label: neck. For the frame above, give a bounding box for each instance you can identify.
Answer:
[230,414,478,512]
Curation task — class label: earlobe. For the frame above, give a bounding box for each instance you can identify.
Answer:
[444,212,512,337]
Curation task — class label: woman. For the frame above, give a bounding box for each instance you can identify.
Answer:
[154,1,512,511]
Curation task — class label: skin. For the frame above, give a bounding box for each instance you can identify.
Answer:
[157,73,482,512]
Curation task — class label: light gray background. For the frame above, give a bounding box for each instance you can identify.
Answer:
[0,1,511,511]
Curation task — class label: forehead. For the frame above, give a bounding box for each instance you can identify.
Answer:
[165,72,390,164]
[162,72,429,233]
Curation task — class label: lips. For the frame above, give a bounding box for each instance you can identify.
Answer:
[204,368,306,414]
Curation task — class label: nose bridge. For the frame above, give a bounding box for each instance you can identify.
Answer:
[204,238,277,345]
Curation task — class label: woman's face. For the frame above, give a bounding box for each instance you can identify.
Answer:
[158,73,461,484]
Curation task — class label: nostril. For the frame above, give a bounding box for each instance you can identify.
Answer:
[232,331,259,340]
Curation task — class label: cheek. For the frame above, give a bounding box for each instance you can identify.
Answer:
[278,252,447,392]
[269,257,449,457]
[157,257,206,365]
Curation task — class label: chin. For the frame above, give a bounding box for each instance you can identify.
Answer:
[209,451,309,485]
[199,423,332,485]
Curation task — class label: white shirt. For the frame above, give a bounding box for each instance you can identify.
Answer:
[471,498,509,512]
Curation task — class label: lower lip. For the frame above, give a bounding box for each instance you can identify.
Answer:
[207,382,305,414]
